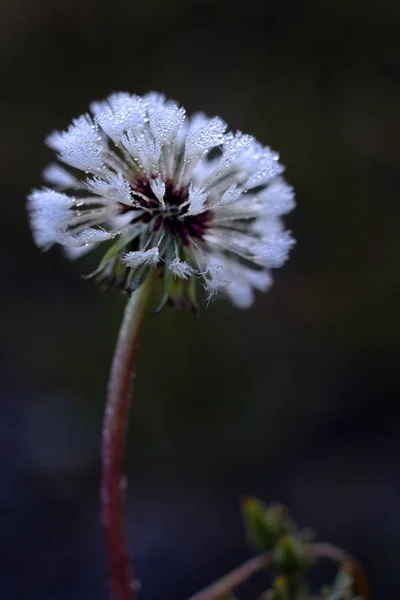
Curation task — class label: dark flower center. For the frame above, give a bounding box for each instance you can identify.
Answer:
[128,179,212,246]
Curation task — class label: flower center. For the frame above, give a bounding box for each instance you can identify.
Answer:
[130,179,212,246]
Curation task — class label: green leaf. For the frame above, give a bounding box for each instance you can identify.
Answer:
[242,499,289,553]
[85,226,143,278]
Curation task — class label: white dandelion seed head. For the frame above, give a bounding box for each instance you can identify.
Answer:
[28,91,296,308]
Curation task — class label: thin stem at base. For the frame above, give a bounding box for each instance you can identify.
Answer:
[101,277,152,600]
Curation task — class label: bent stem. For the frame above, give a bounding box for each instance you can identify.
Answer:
[187,543,370,600]
[312,542,370,600]
[101,277,152,600]
[187,554,272,600]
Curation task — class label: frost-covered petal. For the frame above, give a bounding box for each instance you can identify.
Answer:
[149,103,186,144]
[46,115,104,171]
[203,261,229,302]
[257,178,295,216]
[64,244,96,260]
[57,228,116,247]
[184,117,226,163]
[251,230,295,268]
[121,131,162,171]
[242,144,284,189]
[169,258,195,279]
[91,92,146,143]
[122,247,160,269]
[219,132,255,172]
[215,184,243,208]
[225,280,254,309]
[150,177,166,203]
[85,172,132,205]
[43,164,82,190]
[244,269,273,292]
[28,189,74,247]
[187,185,208,216]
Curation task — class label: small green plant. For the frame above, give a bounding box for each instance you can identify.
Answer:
[188,499,368,600]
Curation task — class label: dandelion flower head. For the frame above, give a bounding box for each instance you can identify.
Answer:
[28,92,295,310]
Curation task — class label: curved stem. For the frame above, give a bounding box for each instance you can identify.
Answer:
[187,543,370,600]
[187,554,272,600]
[101,277,152,600]
[312,542,370,600]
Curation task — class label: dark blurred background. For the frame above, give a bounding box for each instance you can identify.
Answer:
[1,0,400,598]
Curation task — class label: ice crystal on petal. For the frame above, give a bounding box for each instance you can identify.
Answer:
[58,228,115,247]
[91,93,146,143]
[29,91,296,309]
[85,172,132,205]
[123,247,160,269]
[218,184,243,206]
[187,186,208,216]
[46,115,103,172]
[204,262,229,303]
[184,117,226,163]
[169,258,195,279]
[243,145,284,189]
[28,189,74,247]
[219,132,254,172]
[258,177,295,216]
[149,104,185,144]
[149,177,166,203]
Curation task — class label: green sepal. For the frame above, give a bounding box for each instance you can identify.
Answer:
[84,226,143,279]
[185,272,199,314]
[153,247,175,314]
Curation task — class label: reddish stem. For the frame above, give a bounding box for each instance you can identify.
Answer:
[101,279,152,600]
[187,543,370,600]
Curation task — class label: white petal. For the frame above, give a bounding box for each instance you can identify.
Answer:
[57,228,115,247]
[217,184,243,207]
[219,132,254,171]
[258,178,295,216]
[43,164,81,190]
[122,247,160,269]
[91,92,146,143]
[251,230,295,268]
[242,144,284,189]
[64,244,96,259]
[46,114,104,172]
[204,261,229,302]
[169,258,195,279]
[184,117,226,162]
[28,189,74,248]
[149,177,166,202]
[85,172,132,205]
[149,103,186,144]
[226,280,254,309]
[187,185,208,216]
[244,269,273,292]
[121,131,161,171]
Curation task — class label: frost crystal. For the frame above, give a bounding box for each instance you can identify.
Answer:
[28,91,296,309]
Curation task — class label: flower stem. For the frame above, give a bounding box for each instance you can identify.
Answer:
[101,277,152,600]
